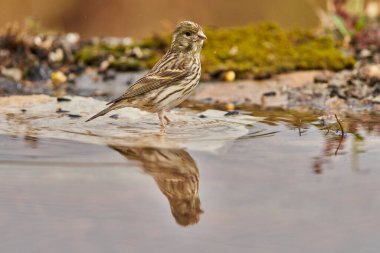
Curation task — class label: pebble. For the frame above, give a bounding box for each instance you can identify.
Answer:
[224,110,240,116]
[0,67,22,81]
[109,114,119,119]
[68,114,82,118]
[51,71,67,84]
[362,64,380,80]
[223,70,236,82]
[314,72,332,83]
[102,69,116,81]
[263,91,276,97]
[224,103,235,111]
[56,108,70,113]
[359,49,372,58]
[55,108,70,113]
[370,96,380,104]
[57,97,71,102]
[48,48,64,62]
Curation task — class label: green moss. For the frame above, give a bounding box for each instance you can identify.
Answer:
[200,23,355,77]
[75,22,355,77]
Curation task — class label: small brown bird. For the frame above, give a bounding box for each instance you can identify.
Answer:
[86,21,206,130]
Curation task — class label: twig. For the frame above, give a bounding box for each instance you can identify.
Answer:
[334,114,344,135]
[298,119,302,136]
[334,114,345,156]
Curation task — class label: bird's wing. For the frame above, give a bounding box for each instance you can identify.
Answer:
[106,68,189,105]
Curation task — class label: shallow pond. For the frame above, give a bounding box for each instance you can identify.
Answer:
[0,100,379,253]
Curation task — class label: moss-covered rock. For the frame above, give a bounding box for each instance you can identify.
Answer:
[201,23,355,78]
[74,23,356,79]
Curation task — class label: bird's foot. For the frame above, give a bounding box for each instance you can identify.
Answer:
[159,124,166,135]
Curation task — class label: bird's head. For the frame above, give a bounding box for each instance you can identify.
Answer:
[170,21,206,55]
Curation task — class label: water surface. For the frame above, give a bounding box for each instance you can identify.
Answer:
[0,109,379,253]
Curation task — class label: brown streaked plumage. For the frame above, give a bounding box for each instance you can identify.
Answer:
[110,145,203,226]
[86,21,206,131]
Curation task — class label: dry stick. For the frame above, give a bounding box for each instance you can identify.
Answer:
[334,114,344,135]
[334,114,344,156]
[298,119,302,136]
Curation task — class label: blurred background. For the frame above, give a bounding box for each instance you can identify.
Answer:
[0,0,323,38]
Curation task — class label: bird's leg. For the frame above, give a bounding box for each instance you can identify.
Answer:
[158,111,165,126]
[158,111,167,134]
[164,111,171,125]
[158,110,167,130]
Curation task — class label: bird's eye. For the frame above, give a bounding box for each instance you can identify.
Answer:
[185,32,191,36]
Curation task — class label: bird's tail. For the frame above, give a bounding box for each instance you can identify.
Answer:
[85,104,116,122]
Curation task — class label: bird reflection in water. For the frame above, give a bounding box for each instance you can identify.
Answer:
[110,145,203,226]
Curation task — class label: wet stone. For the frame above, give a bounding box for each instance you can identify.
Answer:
[0,76,24,95]
[224,110,240,116]
[314,72,332,83]
[25,65,52,82]
[56,108,70,113]
[102,69,117,81]
[328,78,347,88]
[373,87,380,96]
[57,97,72,102]
[68,114,82,119]
[109,114,119,119]
[263,91,276,97]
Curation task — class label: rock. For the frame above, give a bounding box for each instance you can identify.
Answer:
[328,77,347,88]
[56,108,70,113]
[361,64,380,80]
[0,67,22,81]
[99,60,111,72]
[110,114,119,119]
[92,90,109,97]
[68,114,82,118]
[65,33,80,44]
[374,87,380,96]
[224,103,235,111]
[223,71,236,82]
[57,97,71,102]
[0,95,53,106]
[263,91,276,97]
[48,48,64,62]
[102,69,116,81]
[51,71,67,84]
[370,96,380,104]
[325,97,348,113]
[26,65,52,81]
[224,110,240,116]
[330,87,347,99]
[314,72,332,83]
[359,49,372,59]
[131,47,143,59]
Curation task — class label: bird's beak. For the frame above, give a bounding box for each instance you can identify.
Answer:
[197,30,207,40]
